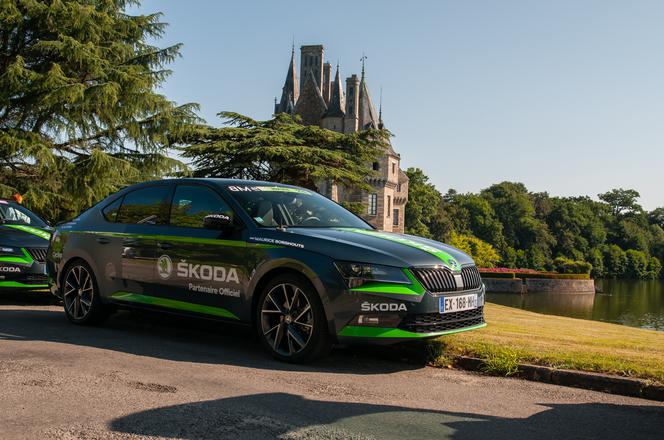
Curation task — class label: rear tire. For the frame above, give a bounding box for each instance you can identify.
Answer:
[255,274,331,363]
[61,260,109,325]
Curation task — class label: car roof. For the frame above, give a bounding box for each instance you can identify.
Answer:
[124,178,302,191]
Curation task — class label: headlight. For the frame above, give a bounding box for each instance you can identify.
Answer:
[334,262,410,289]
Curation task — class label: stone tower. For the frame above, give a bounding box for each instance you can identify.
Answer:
[274,44,409,233]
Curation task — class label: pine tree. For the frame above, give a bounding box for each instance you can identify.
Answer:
[173,112,389,192]
[0,0,198,221]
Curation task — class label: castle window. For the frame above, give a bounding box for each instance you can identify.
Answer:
[387,196,391,216]
[397,183,401,192]
[392,163,396,174]
[372,162,380,171]
[393,209,399,226]
[369,194,377,215]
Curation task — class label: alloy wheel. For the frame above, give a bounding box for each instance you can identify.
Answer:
[260,283,314,357]
[63,265,94,320]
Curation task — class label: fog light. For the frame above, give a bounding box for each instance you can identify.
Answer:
[350,314,402,327]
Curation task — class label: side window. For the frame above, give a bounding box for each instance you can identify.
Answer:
[170,185,233,228]
[117,186,170,225]
[102,197,123,223]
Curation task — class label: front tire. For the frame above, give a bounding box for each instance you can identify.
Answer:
[256,274,331,363]
[62,260,108,325]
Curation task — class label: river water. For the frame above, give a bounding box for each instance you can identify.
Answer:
[486,279,664,331]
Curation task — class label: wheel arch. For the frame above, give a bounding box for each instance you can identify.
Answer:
[248,259,336,338]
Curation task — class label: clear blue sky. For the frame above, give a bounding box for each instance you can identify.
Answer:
[135,0,664,210]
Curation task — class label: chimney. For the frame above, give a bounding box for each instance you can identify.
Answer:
[344,74,360,133]
[322,62,332,104]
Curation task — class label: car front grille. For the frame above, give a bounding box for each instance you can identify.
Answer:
[26,248,47,263]
[460,266,483,290]
[411,265,482,293]
[411,267,457,292]
[398,306,485,334]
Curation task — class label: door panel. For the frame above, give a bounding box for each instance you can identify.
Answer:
[150,184,249,321]
[114,184,172,298]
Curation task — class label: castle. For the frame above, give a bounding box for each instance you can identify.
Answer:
[273,44,408,233]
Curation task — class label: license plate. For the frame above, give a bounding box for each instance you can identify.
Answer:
[439,293,478,314]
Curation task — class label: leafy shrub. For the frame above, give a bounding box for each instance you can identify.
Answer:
[449,232,500,268]
[479,271,516,279]
[515,273,591,280]
[647,257,662,279]
[625,249,649,279]
[553,256,592,274]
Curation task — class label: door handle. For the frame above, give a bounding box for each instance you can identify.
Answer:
[96,237,111,245]
[157,242,174,250]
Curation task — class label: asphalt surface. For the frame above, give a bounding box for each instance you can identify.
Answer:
[1,292,663,440]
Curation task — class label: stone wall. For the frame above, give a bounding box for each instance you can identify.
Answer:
[484,277,595,294]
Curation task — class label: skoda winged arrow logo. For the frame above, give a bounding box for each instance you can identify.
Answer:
[447,258,460,271]
[157,255,173,279]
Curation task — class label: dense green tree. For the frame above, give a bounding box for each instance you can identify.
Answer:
[443,192,506,250]
[403,168,452,240]
[0,0,198,221]
[625,249,649,279]
[174,112,387,192]
[480,182,555,256]
[598,188,642,216]
[603,245,628,278]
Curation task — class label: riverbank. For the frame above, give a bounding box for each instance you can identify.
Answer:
[431,303,664,385]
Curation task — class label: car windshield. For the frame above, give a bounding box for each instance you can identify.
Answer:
[0,201,48,227]
[226,185,371,229]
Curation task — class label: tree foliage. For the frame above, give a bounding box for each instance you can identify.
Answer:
[0,0,198,221]
[173,112,388,192]
[402,168,662,279]
[403,168,451,240]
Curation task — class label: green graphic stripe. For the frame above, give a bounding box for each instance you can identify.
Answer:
[338,228,460,271]
[5,225,51,241]
[111,292,239,320]
[338,322,487,338]
[0,248,33,265]
[0,281,48,289]
[350,269,425,295]
[71,231,279,249]
[254,186,312,195]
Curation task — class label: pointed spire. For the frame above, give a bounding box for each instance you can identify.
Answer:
[276,44,299,114]
[378,86,384,129]
[323,63,345,118]
[360,53,367,81]
[358,58,379,130]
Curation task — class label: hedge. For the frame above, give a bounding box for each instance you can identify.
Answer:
[515,273,591,280]
[479,272,591,280]
[478,271,516,279]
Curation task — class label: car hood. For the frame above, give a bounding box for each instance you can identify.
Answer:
[274,227,474,270]
[0,224,51,247]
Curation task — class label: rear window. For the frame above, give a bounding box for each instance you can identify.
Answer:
[117,186,171,225]
[102,197,123,222]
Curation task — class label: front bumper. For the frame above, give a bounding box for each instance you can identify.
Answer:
[0,248,48,290]
[336,279,487,343]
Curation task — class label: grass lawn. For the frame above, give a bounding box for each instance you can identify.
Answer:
[432,302,664,384]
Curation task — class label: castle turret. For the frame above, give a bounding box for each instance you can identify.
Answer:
[299,45,324,93]
[344,74,359,133]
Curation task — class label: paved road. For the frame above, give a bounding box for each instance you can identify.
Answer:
[1,293,662,440]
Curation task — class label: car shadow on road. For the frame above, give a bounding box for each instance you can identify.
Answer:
[108,392,664,440]
[0,300,427,375]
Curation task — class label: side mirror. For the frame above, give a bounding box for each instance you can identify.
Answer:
[203,214,233,231]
